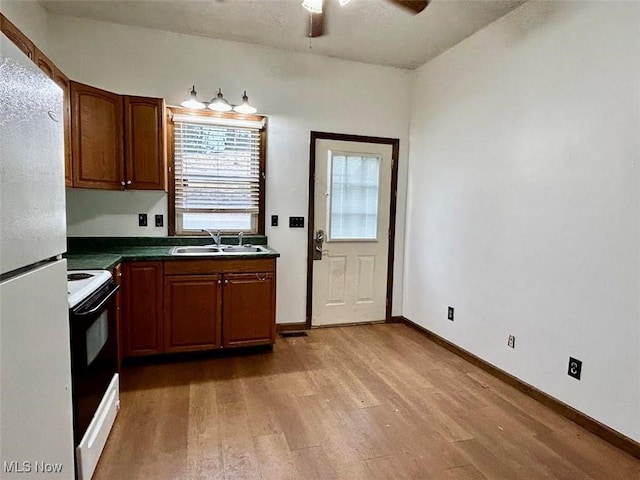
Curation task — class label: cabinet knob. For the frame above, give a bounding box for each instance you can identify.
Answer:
[217,280,221,285]
[126,180,132,185]
[224,280,229,284]
[121,181,125,186]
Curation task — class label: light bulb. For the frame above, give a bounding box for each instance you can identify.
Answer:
[208,88,232,112]
[180,86,205,109]
[302,0,323,14]
[233,91,257,114]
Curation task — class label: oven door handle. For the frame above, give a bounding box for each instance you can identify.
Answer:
[75,283,120,317]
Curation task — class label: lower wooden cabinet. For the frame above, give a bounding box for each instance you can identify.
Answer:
[123,261,163,357]
[164,274,222,353]
[122,259,276,358]
[222,273,276,348]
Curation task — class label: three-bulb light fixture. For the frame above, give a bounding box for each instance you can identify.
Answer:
[180,86,258,114]
[302,0,350,14]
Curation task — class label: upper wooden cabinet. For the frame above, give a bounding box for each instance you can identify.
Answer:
[52,68,73,187]
[70,82,166,191]
[0,14,35,60]
[34,49,55,78]
[71,81,124,189]
[124,96,167,190]
[1,16,166,191]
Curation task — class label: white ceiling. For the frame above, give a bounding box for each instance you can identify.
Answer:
[41,0,525,69]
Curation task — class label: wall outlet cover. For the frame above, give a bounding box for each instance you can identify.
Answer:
[447,306,454,321]
[568,357,582,380]
[155,214,163,227]
[138,213,148,227]
[289,216,304,228]
[271,215,278,227]
[508,335,516,348]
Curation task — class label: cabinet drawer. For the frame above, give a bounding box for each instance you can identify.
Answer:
[164,258,276,275]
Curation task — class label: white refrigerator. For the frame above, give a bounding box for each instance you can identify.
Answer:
[0,33,75,479]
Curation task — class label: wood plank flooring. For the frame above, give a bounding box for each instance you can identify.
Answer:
[94,324,640,479]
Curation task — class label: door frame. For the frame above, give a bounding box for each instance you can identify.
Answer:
[305,131,400,328]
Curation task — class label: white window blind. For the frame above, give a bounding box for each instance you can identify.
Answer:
[174,118,262,233]
[328,152,380,241]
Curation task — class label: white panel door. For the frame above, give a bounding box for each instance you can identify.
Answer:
[0,33,66,275]
[0,259,75,479]
[312,139,393,326]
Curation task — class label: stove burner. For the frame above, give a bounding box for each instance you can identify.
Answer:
[68,273,94,281]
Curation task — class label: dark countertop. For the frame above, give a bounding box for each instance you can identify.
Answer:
[65,239,280,271]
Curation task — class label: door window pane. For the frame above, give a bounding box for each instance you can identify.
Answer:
[328,152,380,240]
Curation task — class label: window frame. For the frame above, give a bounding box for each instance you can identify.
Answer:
[167,106,267,236]
[326,150,382,242]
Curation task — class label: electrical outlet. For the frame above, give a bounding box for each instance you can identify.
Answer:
[568,357,582,380]
[447,306,454,321]
[271,215,278,227]
[155,214,163,227]
[138,213,147,227]
[289,216,304,228]
[507,335,516,349]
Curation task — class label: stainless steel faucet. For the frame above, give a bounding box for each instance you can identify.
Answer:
[202,229,221,247]
[237,232,244,247]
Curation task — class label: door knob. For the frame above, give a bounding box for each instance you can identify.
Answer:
[313,229,324,261]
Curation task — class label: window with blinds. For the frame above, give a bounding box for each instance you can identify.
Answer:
[172,113,265,234]
[328,152,380,241]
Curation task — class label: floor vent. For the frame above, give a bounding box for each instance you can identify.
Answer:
[280,331,308,338]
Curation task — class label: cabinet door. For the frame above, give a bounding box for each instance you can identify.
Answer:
[124,96,166,191]
[0,14,35,60]
[71,81,124,189]
[53,68,73,187]
[164,274,222,353]
[123,262,163,356]
[34,48,55,78]
[222,272,276,348]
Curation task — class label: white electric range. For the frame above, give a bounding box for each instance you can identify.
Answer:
[67,269,112,309]
[67,269,120,480]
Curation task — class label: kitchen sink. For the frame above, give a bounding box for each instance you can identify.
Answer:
[171,246,221,255]
[171,245,270,256]
[219,245,269,254]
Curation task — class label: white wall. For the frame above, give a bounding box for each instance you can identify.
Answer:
[66,190,168,237]
[0,0,48,51]
[405,0,640,442]
[43,14,411,323]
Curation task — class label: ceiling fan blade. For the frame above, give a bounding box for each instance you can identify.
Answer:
[388,0,430,14]
[308,11,325,37]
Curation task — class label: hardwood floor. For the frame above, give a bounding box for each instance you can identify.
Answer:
[94,324,640,479]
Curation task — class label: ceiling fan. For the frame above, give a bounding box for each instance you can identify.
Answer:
[303,0,430,38]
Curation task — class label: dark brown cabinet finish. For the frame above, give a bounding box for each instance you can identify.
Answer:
[123,262,163,357]
[0,14,35,60]
[71,81,124,190]
[70,85,166,191]
[222,272,276,348]
[124,96,167,190]
[164,274,222,353]
[121,258,276,358]
[52,68,73,187]
[34,48,55,78]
